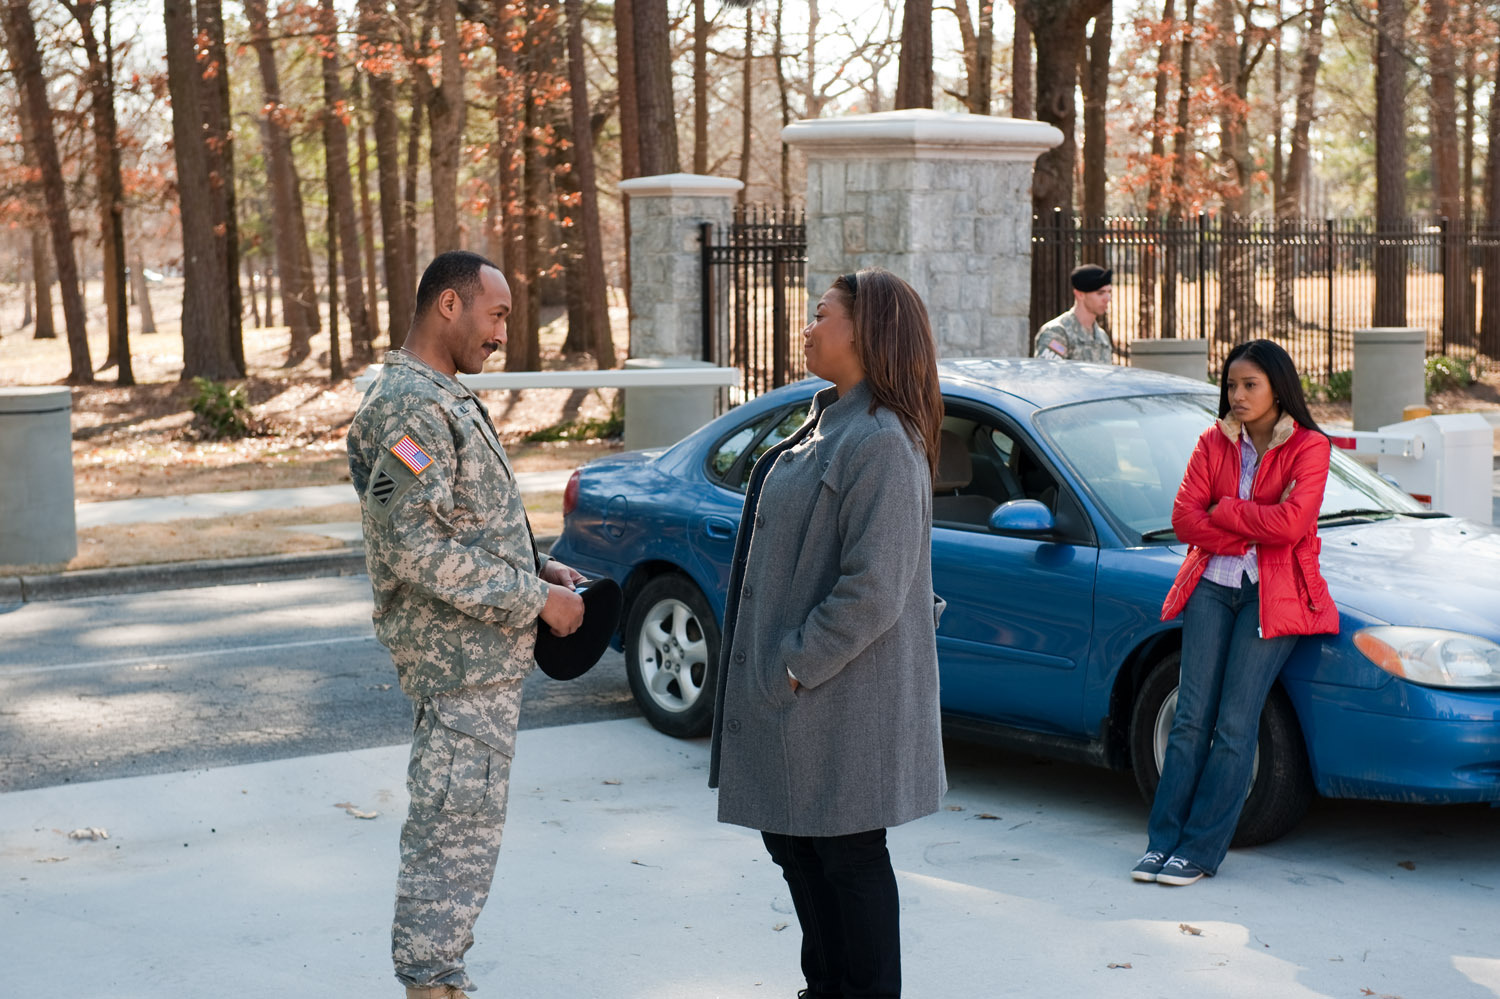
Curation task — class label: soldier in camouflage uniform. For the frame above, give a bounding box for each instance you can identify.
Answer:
[348,250,586,999]
[1032,263,1115,363]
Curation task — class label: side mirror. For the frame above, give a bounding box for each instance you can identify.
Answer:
[988,498,1055,536]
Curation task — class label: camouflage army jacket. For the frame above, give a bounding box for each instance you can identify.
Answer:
[347,351,550,699]
[1032,308,1114,363]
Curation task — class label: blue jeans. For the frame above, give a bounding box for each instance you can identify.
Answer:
[1147,576,1296,875]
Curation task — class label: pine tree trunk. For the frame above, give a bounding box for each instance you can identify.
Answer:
[1374,0,1408,327]
[614,0,639,329]
[1011,3,1033,118]
[165,0,237,380]
[493,0,529,371]
[2,0,93,381]
[318,0,376,363]
[403,35,426,294]
[1162,0,1196,340]
[31,231,54,340]
[632,0,680,175]
[359,0,413,347]
[196,0,244,374]
[1480,30,1500,359]
[1140,0,1175,340]
[1274,0,1324,335]
[246,0,320,362]
[738,13,752,201]
[131,247,158,334]
[351,69,381,344]
[1081,7,1110,266]
[895,0,933,109]
[693,0,708,174]
[428,0,465,252]
[565,0,615,367]
[1427,0,1468,347]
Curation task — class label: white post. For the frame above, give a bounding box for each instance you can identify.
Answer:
[0,388,77,567]
[1129,339,1211,382]
[783,110,1063,357]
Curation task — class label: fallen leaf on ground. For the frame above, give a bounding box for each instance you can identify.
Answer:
[945,805,964,811]
[1360,990,1402,998]
[1179,923,1203,936]
[1107,963,1132,970]
[975,813,1000,820]
[1396,860,1416,870]
[35,857,69,863]
[68,827,109,841]
[602,779,621,785]
[772,923,788,932]
[334,802,378,819]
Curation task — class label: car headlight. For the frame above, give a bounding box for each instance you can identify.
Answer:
[1354,627,1500,689]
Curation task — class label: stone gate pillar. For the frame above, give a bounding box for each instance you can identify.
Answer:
[619,173,743,360]
[783,109,1062,357]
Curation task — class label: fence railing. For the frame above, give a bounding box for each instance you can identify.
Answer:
[700,205,808,407]
[1032,211,1500,380]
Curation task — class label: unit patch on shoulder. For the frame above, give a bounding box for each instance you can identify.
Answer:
[391,435,433,475]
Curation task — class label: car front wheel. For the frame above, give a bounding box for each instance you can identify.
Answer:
[624,573,720,738]
[1129,651,1315,847]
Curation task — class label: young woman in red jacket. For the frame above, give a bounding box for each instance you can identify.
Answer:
[1133,339,1339,886]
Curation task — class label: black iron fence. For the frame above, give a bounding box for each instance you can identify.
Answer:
[700,205,808,406]
[1033,211,1500,380]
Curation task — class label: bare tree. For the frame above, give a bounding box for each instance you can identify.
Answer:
[1162,0,1197,340]
[895,0,933,108]
[246,0,321,362]
[1080,6,1111,238]
[1139,0,1177,339]
[693,0,709,173]
[1481,27,1500,359]
[31,233,55,340]
[951,0,995,114]
[1,0,93,383]
[351,68,381,332]
[65,0,132,384]
[164,0,238,379]
[1273,0,1326,332]
[1011,2,1032,117]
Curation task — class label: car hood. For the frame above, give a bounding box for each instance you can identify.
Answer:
[1318,516,1500,635]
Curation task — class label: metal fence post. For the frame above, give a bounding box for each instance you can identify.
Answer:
[1197,212,1207,341]
[1325,218,1335,379]
[700,221,714,362]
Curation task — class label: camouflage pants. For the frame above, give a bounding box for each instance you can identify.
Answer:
[393,681,523,992]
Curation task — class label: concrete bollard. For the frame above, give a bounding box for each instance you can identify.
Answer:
[0,387,77,566]
[622,358,719,451]
[1128,338,1211,382]
[1352,328,1425,431]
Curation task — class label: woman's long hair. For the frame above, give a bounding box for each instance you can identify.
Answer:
[831,268,943,479]
[1217,338,1324,435]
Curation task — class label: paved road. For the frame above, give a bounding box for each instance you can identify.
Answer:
[0,575,638,792]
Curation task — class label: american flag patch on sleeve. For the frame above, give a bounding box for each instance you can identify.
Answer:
[391,435,433,475]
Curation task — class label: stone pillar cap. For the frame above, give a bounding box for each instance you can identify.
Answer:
[1353,327,1427,341]
[782,109,1063,160]
[619,173,745,197]
[0,386,72,414]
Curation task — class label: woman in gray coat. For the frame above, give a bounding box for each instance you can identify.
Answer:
[709,268,947,999]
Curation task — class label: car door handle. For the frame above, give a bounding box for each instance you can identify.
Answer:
[702,516,737,541]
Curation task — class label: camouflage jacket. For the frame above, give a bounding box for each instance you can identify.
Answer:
[347,351,550,699]
[1032,309,1114,363]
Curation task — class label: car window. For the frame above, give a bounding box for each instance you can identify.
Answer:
[707,403,811,492]
[1034,393,1425,539]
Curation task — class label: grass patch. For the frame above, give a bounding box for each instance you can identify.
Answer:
[523,412,623,443]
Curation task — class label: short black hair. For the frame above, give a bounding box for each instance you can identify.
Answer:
[412,250,500,324]
[1218,338,1324,435]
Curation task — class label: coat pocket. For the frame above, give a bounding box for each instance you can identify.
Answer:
[1291,536,1329,612]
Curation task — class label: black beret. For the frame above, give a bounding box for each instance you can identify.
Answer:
[1070,264,1113,292]
[534,577,623,681]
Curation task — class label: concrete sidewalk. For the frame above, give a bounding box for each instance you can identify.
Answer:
[2,718,1496,998]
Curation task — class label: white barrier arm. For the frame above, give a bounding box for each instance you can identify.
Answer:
[352,364,741,392]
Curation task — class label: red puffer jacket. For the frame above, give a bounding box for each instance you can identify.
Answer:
[1160,413,1339,638]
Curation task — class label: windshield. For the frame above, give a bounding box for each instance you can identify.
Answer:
[1033,393,1426,540]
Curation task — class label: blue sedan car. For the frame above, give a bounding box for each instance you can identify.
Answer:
[551,359,1500,844]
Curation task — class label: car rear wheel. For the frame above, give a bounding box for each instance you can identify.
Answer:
[1129,651,1315,847]
[625,573,719,738]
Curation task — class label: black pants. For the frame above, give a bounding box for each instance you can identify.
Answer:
[761,828,901,999]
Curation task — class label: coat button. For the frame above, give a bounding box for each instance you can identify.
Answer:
[734,651,745,664]
[726,719,741,734]
[742,584,753,598]
[755,514,764,528]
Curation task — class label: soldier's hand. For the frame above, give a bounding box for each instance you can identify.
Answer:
[540,559,585,588]
[541,583,586,637]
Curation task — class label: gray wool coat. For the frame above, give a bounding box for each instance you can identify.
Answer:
[708,380,948,838]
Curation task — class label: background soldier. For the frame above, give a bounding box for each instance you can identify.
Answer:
[347,250,585,999]
[1033,263,1114,363]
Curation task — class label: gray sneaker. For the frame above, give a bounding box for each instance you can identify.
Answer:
[1131,850,1167,882]
[1157,855,1209,885]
